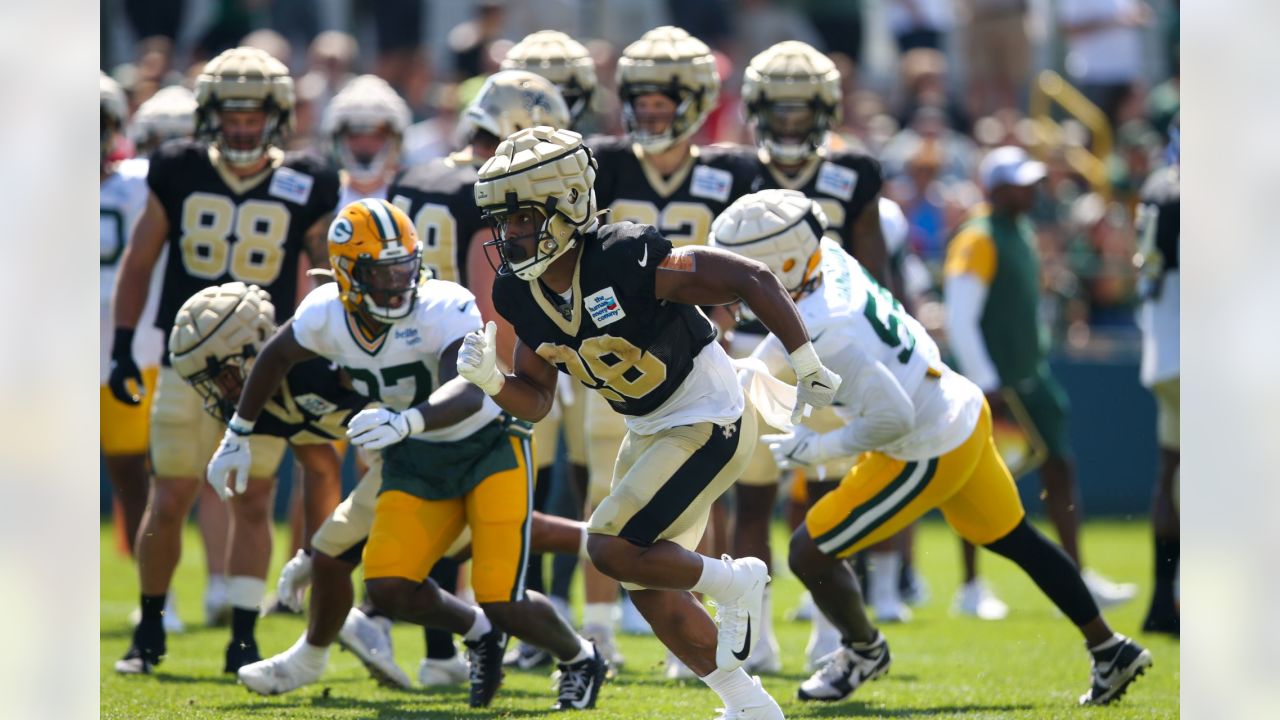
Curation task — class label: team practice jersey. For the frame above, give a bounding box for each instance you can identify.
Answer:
[290,280,502,442]
[147,139,340,339]
[254,357,369,444]
[1136,165,1180,387]
[754,238,981,460]
[388,150,486,286]
[492,222,743,434]
[101,158,167,379]
[589,136,757,247]
[753,148,883,253]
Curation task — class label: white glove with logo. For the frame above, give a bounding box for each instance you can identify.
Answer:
[789,341,843,424]
[346,406,425,449]
[457,320,505,396]
[206,425,253,500]
[276,549,314,613]
[760,425,843,471]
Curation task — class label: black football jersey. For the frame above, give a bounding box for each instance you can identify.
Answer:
[752,147,883,257]
[588,136,757,248]
[492,222,715,417]
[147,139,339,345]
[387,150,486,287]
[1136,165,1179,300]
[255,357,369,443]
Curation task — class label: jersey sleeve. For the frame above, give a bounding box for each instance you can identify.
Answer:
[421,281,483,352]
[145,141,189,212]
[944,226,998,284]
[305,159,341,220]
[847,154,884,219]
[289,285,339,356]
[601,223,672,299]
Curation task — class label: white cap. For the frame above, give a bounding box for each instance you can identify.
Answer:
[979,145,1046,192]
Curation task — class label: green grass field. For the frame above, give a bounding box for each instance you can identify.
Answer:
[101,518,1178,719]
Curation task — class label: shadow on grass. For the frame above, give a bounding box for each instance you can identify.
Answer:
[793,701,1034,718]
[217,692,563,719]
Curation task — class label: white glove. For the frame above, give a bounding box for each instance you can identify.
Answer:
[457,320,504,396]
[760,425,842,471]
[346,406,425,449]
[789,342,843,424]
[277,549,314,613]
[206,426,252,500]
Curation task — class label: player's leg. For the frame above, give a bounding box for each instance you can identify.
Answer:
[1144,378,1180,634]
[580,390,633,664]
[196,481,231,625]
[101,367,157,555]
[733,440,783,674]
[506,413,558,670]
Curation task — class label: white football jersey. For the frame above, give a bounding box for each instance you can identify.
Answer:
[757,238,982,461]
[100,158,167,383]
[291,279,502,442]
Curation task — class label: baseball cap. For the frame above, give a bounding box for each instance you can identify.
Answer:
[979,145,1046,192]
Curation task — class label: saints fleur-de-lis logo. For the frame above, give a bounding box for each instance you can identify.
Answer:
[721,424,737,440]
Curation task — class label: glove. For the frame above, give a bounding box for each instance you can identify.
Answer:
[346,406,425,450]
[108,327,144,405]
[276,549,313,613]
[761,426,843,471]
[206,418,254,500]
[789,341,842,424]
[457,320,504,396]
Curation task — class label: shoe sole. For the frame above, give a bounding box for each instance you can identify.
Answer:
[1082,650,1153,706]
[797,651,891,702]
[113,658,154,675]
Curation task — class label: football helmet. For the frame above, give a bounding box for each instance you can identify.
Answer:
[501,30,597,129]
[616,26,720,154]
[457,70,571,146]
[169,282,277,421]
[709,189,827,297]
[321,74,412,185]
[328,198,422,322]
[743,41,842,165]
[473,126,597,281]
[129,85,198,157]
[194,46,294,166]
[101,72,128,163]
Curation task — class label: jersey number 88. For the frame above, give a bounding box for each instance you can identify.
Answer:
[179,192,292,285]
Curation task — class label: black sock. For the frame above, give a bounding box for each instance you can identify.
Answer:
[231,607,258,642]
[140,594,166,623]
[984,519,1101,626]
[1151,536,1179,609]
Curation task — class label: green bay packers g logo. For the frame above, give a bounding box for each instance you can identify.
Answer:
[329,216,354,244]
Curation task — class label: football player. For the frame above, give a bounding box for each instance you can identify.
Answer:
[323,74,412,206]
[110,47,340,675]
[211,199,608,710]
[711,189,1152,707]
[501,29,598,131]
[461,126,842,719]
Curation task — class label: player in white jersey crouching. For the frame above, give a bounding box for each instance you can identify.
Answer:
[711,189,1152,707]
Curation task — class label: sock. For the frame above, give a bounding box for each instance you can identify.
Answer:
[984,519,1101,626]
[1088,633,1124,658]
[231,607,258,643]
[564,635,594,665]
[140,594,166,623]
[578,527,589,561]
[701,667,764,709]
[289,633,329,668]
[849,630,883,652]
[207,574,228,595]
[424,626,457,660]
[228,576,265,612]
[690,555,734,600]
[1151,536,1180,610]
[463,607,492,642]
[583,603,614,630]
[867,551,901,607]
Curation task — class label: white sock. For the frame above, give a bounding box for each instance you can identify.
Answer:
[228,576,265,611]
[867,551,902,606]
[463,607,492,642]
[289,633,329,668]
[756,588,774,651]
[564,635,594,664]
[207,574,228,595]
[578,528,590,561]
[701,667,765,709]
[690,555,734,600]
[1088,633,1123,655]
[583,603,615,630]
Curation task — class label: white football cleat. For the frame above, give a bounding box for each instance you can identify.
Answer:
[418,655,469,687]
[743,589,781,674]
[806,608,841,671]
[665,650,697,680]
[337,608,412,689]
[953,579,1009,620]
[798,633,891,702]
[1082,568,1138,608]
[712,556,770,672]
[238,636,327,696]
[713,676,785,719]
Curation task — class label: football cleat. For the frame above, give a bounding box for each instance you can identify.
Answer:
[953,578,1009,620]
[115,620,166,674]
[336,607,412,689]
[713,676,784,719]
[237,638,326,696]
[1082,568,1139,608]
[712,556,770,673]
[1079,636,1153,706]
[504,641,553,670]
[419,655,470,687]
[581,624,625,670]
[224,638,261,674]
[464,629,508,708]
[553,643,608,710]
[798,633,891,702]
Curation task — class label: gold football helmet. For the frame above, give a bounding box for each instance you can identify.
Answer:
[743,41,842,164]
[100,72,128,163]
[194,46,294,166]
[457,70,571,146]
[169,282,277,420]
[501,30,597,129]
[328,199,422,322]
[615,26,720,153]
[129,85,198,157]
[321,74,412,184]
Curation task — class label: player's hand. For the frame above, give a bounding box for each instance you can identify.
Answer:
[761,426,828,470]
[108,327,144,404]
[206,428,252,500]
[277,549,313,613]
[346,407,424,450]
[789,342,842,424]
[457,320,504,396]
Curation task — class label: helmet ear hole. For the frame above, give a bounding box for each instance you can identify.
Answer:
[782,258,797,273]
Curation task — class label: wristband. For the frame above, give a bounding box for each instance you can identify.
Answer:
[112,327,136,360]
[404,408,426,435]
[789,341,822,376]
[228,412,256,436]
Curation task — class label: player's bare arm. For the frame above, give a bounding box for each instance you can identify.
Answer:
[107,191,170,403]
[654,245,812,353]
[303,212,335,281]
[234,321,318,424]
[851,197,894,294]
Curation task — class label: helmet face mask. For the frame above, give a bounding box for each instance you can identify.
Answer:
[213,108,275,165]
[482,202,567,281]
[335,124,397,184]
[615,26,720,155]
[322,75,410,184]
[100,72,128,165]
[195,47,295,167]
[350,253,422,320]
[169,282,277,420]
[755,100,825,164]
[743,41,842,165]
[187,352,253,421]
[328,199,423,323]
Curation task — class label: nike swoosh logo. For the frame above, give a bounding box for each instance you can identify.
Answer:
[638,245,649,267]
[732,617,752,661]
[572,677,595,709]
[812,330,826,343]
[811,381,831,390]
[459,301,470,312]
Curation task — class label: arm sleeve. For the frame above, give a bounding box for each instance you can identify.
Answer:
[816,348,915,458]
[944,273,1001,392]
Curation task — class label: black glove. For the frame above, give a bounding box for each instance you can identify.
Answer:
[108,327,143,405]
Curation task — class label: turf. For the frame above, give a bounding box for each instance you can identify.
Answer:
[101,518,1179,719]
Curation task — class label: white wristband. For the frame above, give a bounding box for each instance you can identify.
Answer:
[404,407,426,435]
[789,341,822,376]
[228,412,255,436]
[479,373,506,397]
